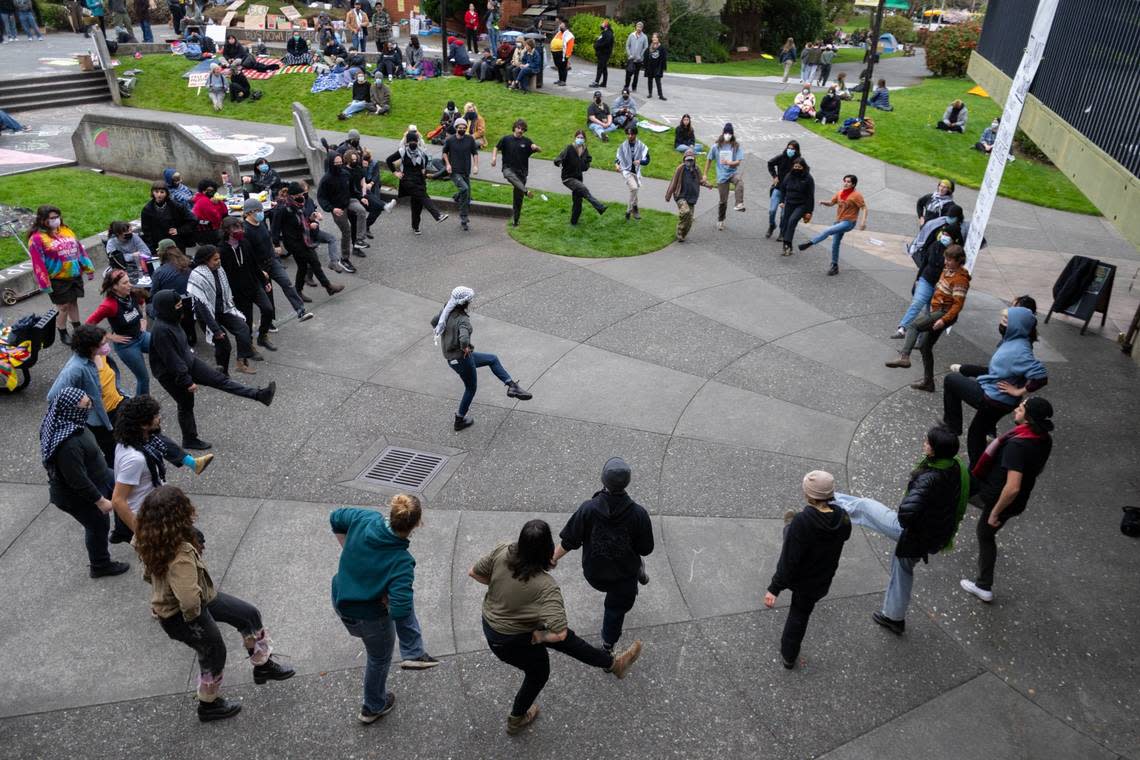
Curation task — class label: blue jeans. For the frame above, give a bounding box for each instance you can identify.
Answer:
[352,31,366,51]
[449,351,512,417]
[589,122,618,139]
[114,331,151,395]
[1,13,16,38]
[451,173,471,222]
[16,9,39,37]
[394,608,426,659]
[834,493,916,621]
[768,187,783,227]
[342,99,370,117]
[340,614,395,712]
[675,143,704,154]
[899,277,935,329]
[810,219,855,265]
[0,109,23,132]
[139,18,153,42]
[515,66,537,91]
[488,25,498,53]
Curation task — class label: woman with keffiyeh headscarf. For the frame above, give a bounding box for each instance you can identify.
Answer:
[430,286,532,431]
[41,387,130,578]
[386,126,448,235]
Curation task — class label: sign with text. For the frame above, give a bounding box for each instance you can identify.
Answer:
[187,71,209,87]
[244,13,266,29]
[279,4,301,20]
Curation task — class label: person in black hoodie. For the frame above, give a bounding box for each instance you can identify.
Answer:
[552,457,653,652]
[554,130,607,225]
[765,470,851,669]
[219,215,275,352]
[386,129,448,234]
[281,182,345,300]
[589,20,613,88]
[244,196,312,322]
[317,152,368,263]
[834,426,966,636]
[149,290,277,450]
[140,181,197,253]
[776,156,814,254]
[766,140,802,239]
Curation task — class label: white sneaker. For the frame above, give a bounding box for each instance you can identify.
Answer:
[734,203,745,212]
[384,198,397,212]
[959,579,994,603]
[949,363,962,373]
[717,221,724,231]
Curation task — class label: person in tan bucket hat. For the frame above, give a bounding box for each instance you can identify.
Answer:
[764,470,852,669]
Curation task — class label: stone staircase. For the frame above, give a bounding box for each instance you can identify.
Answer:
[0,71,113,113]
[238,154,312,187]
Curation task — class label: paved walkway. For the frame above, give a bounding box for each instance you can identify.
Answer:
[1,32,1139,760]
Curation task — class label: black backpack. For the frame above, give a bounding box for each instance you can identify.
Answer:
[1122,507,1140,538]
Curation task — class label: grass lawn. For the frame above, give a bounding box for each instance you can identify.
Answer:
[393,174,677,257]
[670,47,894,77]
[121,54,688,182]
[0,168,151,269]
[775,77,1098,215]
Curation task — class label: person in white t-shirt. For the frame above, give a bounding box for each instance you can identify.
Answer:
[110,395,213,542]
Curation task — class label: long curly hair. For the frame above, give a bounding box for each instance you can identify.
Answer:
[134,486,201,578]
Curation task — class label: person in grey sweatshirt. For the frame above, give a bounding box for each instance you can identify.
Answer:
[623,21,648,91]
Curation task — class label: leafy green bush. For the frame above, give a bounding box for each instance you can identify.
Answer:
[1014,128,1052,164]
[615,0,728,62]
[924,21,980,77]
[36,0,72,31]
[569,14,636,69]
[723,0,824,55]
[880,13,915,44]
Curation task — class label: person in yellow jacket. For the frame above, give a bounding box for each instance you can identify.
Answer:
[550,17,575,86]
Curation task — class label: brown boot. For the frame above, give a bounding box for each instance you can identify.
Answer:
[506,704,539,735]
[910,379,935,392]
[885,354,911,368]
[606,640,643,679]
[326,283,345,295]
[236,359,257,375]
[193,454,215,475]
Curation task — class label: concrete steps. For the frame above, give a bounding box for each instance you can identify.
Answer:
[0,71,112,113]
[238,155,311,187]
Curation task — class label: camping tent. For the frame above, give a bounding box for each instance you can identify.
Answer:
[878,32,899,52]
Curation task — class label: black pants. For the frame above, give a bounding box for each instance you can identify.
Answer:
[211,311,256,373]
[482,618,612,717]
[159,356,261,443]
[594,55,609,86]
[646,75,663,98]
[779,204,809,243]
[159,591,263,677]
[936,122,965,133]
[407,188,443,231]
[230,80,251,102]
[563,178,605,224]
[623,62,640,90]
[466,27,477,51]
[942,373,1016,466]
[54,499,111,568]
[553,50,567,83]
[502,168,528,225]
[588,576,638,647]
[974,504,1014,591]
[293,246,330,294]
[169,4,185,35]
[781,593,818,663]
[235,286,274,341]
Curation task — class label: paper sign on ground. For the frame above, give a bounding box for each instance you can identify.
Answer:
[247,3,269,14]
[244,13,266,29]
[221,10,236,25]
[205,24,226,42]
[279,4,301,20]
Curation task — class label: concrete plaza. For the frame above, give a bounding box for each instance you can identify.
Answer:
[1,36,1139,760]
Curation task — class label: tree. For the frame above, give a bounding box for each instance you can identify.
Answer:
[722,0,825,52]
[658,0,671,36]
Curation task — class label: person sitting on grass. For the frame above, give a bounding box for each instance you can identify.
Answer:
[370,76,391,115]
[467,47,496,81]
[587,90,617,142]
[794,86,816,119]
[338,70,373,120]
[463,102,486,147]
[448,35,472,77]
[377,41,404,80]
[228,64,262,103]
[835,71,852,100]
[673,113,703,154]
[976,117,1000,153]
[937,99,968,133]
[868,79,892,111]
[323,36,348,67]
[205,62,228,112]
[404,35,423,78]
[816,86,840,124]
[283,31,312,65]
[612,87,637,130]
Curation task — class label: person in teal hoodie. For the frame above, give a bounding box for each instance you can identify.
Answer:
[942,306,1048,466]
[330,494,439,725]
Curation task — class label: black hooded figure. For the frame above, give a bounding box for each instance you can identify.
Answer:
[554,457,654,651]
[149,290,276,450]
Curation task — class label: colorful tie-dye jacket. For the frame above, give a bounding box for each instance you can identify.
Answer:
[28,227,94,290]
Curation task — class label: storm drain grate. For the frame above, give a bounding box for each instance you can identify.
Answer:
[358,446,449,491]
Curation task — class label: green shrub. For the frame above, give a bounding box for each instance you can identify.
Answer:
[915,27,930,46]
[36,0,72,31]
[925,21,980,77]
[880,13,915,44]
[618,0,729,63]
[723,0,824,55]
[1014,128,1051,164]
[569,14,636,69]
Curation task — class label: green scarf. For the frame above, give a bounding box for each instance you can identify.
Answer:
[914,455,969,551]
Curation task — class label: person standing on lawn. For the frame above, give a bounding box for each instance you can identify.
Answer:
[960,396,1054,605]
[554,129,607,225]
[443,118,480,232]
[589,19,614,88]
[386,127,449,235]
[886,244,971,391]
[704,124,745,232]
[552,457,654,653]
[797,173,867,275]
[764,470,851,668]
[665,149,705,242]
[615,125,649,222]
[28,204,95,346]
[492,119,541,227]
[431,285,532,431]
[470,519,644,736]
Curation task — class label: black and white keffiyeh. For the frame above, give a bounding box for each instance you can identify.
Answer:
[40,386,89,465]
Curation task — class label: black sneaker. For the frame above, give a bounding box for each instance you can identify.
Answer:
[183,438,213,451]
[253,657,295,684]
[782,655,796,669]
[637,565,650,586]
[297,310,315,322]
[258,381,277,407]
[827,264,839,276]
[358,692,396,724]
[454,414,474,431]
[413,228,422,235]
[766,224,776,238]
[340,259,358,274]
[506,381,532,400]
[198,696,242,723]
[256,337,277,351]
[89,561,130,578]
[109,530,132,545]
[400,654,441,670]
[872,611,905,636]
[436,213,449,224]
[798,242,812,251]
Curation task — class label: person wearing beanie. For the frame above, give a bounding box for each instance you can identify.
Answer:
[832,426,967,637]
[553,457,654,652]
[704,123,745,231]
[430,285,531,431]
[246,192,314,322]
[615,125,649,221]
[764,470,852,668]
[443,117,479,231]
[960,396,1054,604]
[665,148,707,242]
